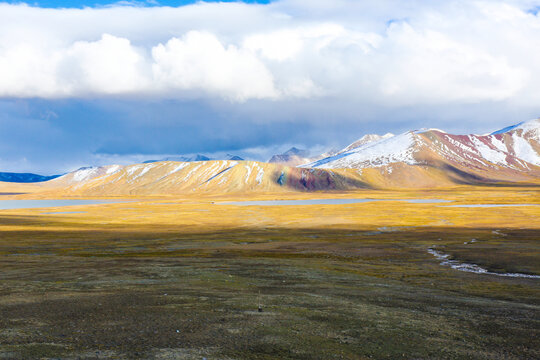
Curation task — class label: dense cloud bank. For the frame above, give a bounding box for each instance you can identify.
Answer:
[1,0,540,173]
[1,0,540,104]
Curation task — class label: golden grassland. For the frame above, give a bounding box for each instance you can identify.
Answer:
[0,186,539,359]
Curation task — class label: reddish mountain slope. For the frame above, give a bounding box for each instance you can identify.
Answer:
[307,119,540,185]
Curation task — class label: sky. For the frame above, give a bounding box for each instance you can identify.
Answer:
[1,0,540,174]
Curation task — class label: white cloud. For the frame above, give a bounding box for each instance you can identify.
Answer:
[374,22,527,104]
[152,31,278,101]
[61,34,150,95]
[0,1,539,104]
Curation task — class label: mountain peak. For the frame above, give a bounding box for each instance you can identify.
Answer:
[307,131,417,169]
[303,119,540,187]
[144,154,245,163]
[269,147,311,166]
[340,133,395,154]
[226,154,244,161]
[284,147,309,157]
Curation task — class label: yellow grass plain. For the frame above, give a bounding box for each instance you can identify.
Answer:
[0,184,539,359]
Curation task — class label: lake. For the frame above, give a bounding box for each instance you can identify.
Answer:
[218,198,452,206]
[444,204,539,208]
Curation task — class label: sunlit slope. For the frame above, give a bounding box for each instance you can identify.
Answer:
[31,159,540,198]
[414,128,540,183]
[46,160,369,196]
[308,119,540,185]
[48,161,536,198]
[4,120,539,196]
[44,165,123,188]
[0,181,44,195]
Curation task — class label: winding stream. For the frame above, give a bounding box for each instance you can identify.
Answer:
[427,248,540,279]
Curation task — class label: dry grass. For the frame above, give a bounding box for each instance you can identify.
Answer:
[0,186,538,359]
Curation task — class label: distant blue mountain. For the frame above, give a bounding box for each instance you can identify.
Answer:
[0,172,61,183]
[144,154,243,163]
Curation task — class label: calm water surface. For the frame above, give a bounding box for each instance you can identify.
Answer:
[444,204,539,208]
[219,199,452,206]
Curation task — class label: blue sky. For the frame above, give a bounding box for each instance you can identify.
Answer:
[1,0,540,174]
[2,0,271,7]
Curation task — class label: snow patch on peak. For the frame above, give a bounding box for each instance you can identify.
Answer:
[415,128,447,134]
[168,162,189,175]
[490,136,508,153]
[470,137,508,165]
[124,163,156,183]
[341,133,395,153]
[106,165,122,174]
[244,164,253,184]
[137,164,154,178]
[514,118,540,138]
[126,165,144,176]
[307,131,418,169]
[182,163,203,182]
[72,167,99,182]
[511,132,540,165]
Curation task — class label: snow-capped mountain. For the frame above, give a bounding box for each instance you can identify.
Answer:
[46,165,123,187]
[338,133,395,154]
[305,119,540,185]
[6,119,539,193]
[308,132,417,169]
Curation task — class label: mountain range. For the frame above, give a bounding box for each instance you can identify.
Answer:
[268,147,339,167]
[0,172,61,183]
[305,119,540,185]
[2,119,539,194]
[143,154,243,163]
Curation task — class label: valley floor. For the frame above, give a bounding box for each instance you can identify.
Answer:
[0,186,539,359]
